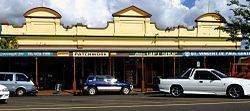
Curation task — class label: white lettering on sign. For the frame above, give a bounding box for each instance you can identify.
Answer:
[73,52,109,57]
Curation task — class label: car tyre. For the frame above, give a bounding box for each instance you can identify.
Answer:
[170,86,183,97]
[88,87,97,95]
[16,88,26,96]
[122,87,130,95]
[0,99,6,104]
[227,85,244,99]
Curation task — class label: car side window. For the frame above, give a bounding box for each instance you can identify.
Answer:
[5,74,13,81]
[0,74,5,81]
[194,71,219,80]
[16,74,27,81]
[105,76,112,82]
[96,76,105,82]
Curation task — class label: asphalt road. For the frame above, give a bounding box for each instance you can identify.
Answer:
[1,94,250,111]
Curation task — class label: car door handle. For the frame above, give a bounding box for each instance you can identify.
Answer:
[199,81,203,83]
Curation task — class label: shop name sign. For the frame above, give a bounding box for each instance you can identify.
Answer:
[0,52,54,57]
[73,52,109,57]
[129,51,250,57]
[183,51,250,56]
[129,52,179,57]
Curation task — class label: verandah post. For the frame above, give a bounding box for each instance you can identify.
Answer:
[73,57,76,94]
[35,57,38,86]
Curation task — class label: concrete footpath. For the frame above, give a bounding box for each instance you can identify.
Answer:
[37,88,159,96]
[37,90,78,96]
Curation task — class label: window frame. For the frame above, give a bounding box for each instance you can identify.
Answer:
[95,76,105,82]
[16,74,28,81]
[5,74,13,81]
[0,74,5,81]
[194,70,220,80]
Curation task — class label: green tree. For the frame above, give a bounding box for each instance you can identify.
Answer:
[217,0,250,49]
[0,37,18,49]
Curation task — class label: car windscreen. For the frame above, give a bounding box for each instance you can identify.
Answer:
[87,76,95,82]
[211,70,228,78]
[181,68,192,79]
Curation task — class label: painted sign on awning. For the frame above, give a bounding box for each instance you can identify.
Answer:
[128,52,180,57]
[0,52,54,57]
[73,52,109,57]
[0,51,249,57]
[183,51,250,57]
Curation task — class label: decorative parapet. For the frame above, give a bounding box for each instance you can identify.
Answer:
[1,6,229,38]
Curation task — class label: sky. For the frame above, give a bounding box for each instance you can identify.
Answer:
[183,0,196,8]
[0,0,247,29]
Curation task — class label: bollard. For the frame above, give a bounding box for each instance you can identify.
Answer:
[55,84,62,93]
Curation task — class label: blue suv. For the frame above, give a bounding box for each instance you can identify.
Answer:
[82,75,133,95]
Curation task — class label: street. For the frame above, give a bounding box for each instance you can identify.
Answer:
[1,94,250,111]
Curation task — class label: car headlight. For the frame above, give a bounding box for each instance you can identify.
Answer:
[1,88,8,91]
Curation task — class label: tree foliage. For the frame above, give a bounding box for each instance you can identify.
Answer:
[217,0,250,42]
[0,37,18,49]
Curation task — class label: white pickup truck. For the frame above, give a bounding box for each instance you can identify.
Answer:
[159,68,250,98]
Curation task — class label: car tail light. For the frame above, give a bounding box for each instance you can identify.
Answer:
[32,85,37,89]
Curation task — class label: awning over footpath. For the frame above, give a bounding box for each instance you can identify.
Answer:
[0,50,249,57]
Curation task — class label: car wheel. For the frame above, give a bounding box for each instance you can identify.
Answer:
[122,87,130,95]
[170,86,183,97]
[0,99,6,103]
[16,88,26,96]
[227,85,244,99]
[88,87,97,95]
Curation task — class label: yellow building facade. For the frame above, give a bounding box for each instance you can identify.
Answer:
[1,6,238,50]
[1,6,249,92]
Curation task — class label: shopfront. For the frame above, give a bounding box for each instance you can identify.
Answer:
[0,50,248,92]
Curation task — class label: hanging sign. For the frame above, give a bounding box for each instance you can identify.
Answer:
[197,61,200,68]
[56,52,70,57]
